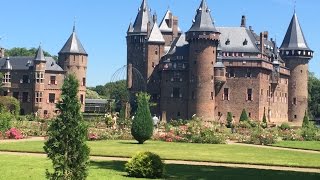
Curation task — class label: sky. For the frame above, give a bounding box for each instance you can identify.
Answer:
[0,0,319,87]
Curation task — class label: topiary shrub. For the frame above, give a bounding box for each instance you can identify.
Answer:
[301,122,318,141]
[226,112,233,128]
[302,111,310,128]
[261,109,268,128]
[125,151,164,178]
[239,109,249,122]
[279,122,291,130]
[131,92,153,144]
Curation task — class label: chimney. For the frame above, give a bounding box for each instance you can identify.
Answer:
[249,26,253,32]
[172,16,179,38]
[241,15,246,27]
[153,12,157,23]
[168,11,173,28]
[0,48,5,58]
[263,31,269,39]
[260,32,264,54]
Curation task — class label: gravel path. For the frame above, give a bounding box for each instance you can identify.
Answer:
[0,151,319,173]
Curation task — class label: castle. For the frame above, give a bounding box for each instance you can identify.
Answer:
[126,0,314,125]
[0,26,88,118]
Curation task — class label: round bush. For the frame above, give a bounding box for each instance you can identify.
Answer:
[125,152,164,178]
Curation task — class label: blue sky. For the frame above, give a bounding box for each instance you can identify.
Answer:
[0,0,318,86]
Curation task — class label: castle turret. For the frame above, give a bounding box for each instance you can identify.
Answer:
[279,13,313,124]
[33,45,46,113]
[214,43,226,93]
[1,57,12,96]
[127,0,153,92]
[186,0,220,121]
[58,25,88,109]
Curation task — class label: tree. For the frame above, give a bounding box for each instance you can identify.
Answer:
[239,109,249,122]
[5,47,58,60]
[86,89,101,99]
[44,75,90,179]
[302,110,310,128]
[0,96,20,116]
[226,112,233,128]
[131,92,153,144]
[308,72,320,119]
[262,109,267,124]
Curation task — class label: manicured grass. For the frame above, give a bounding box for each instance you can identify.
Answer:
[0,140,320,168]
[272,141,320,151]
[0,154,319,180]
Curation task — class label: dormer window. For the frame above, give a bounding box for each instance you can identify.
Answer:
[243,39,248,46]
[225,38,230,45]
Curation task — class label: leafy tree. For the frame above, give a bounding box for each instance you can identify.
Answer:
[226,112,233,128]
[302,111,310,128]
[239,109,249,122]
[44,75,90,179]
[86,89,101,99]
[92,85,108,98]
[308,72,320,119]
[5,47,57,60]
[0,96,20,116]
[131,92,153,144]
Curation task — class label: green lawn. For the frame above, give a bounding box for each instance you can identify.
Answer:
[0,154,319,180]
[272,141,320,151]
[0,140,320,168]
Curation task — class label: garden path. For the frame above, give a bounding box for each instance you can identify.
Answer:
[0,151,319,173]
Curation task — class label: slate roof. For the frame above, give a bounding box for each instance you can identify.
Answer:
[59,27,87,55]
[159,10,182,33]
[280,13,310,50]
[0,56,63,72]
[132,0,153,34]
[167,34,188,56]
[34,45,46,62]
[216,27,260,53]
[188,0,218,32]
[148,22,165,43]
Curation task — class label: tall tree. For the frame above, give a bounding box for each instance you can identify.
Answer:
[308,72,320,119]
[5,47,58,60]
[44,75,90,179]
[131,92,153,144]
[239,109,249,122]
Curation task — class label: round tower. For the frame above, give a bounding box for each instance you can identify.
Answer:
[280,13,313,124]
[126,0,153,92]
[58,25,88,109]
[187,0,220,121]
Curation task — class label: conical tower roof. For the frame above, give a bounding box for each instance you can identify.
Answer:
[280,13,310,51]
[188,0,218,32]
[132,0,153,33]
[148,22,165,43]
[2,57,12,70]
[59,26,87,55]
[34,45,46,62]
[127,22,134,33]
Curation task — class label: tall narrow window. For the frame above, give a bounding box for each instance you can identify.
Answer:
[35,72,44,83]
[223,88,229,100]
[293,97,297,105]
[49,93,55,103]
[247,89,253,101]
[22,75,29,83]
[172,88,180,98]
[80,94,84,104]
[82,78,86,86]
[35,92,43,103]
[50,76,56,85]
[22,92,29,102]
[246,69,252,78]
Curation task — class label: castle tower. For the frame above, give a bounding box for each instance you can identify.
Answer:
[186,0,220,120]
[127,0,153,92]
[33,45,46,114]
[279,13,313,124]
[58,25,88,109]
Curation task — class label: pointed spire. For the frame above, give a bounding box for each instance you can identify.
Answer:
[188,0,218,32]
[34,44,46,62]
[272,40,280,65]
[2,57,12,70]
[59,25,87,55]
[280,13,310,50]
[127,22,134,33]
[132,0,153,34]
[148,22,165,43]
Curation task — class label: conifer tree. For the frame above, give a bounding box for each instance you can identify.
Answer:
[262,109,267,124]
[131,92,153,144]
[239,109,249,122]
[302,110,310,128]
[44,75,90,179]
[226,112,233,128]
